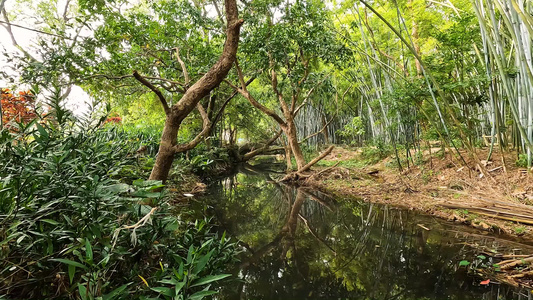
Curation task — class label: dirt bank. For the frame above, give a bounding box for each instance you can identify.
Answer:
[303,146,533,240]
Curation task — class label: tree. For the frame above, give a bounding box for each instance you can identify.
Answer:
[147,0,243,180]
[5,0,243,182]
[230,0,345,174]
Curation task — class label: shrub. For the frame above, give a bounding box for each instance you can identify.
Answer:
[0,88,37,128]
[0,104,237,299]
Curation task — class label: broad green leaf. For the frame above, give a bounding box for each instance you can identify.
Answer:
[132,190,161,198]
[193,249,213,275]
[190,274,231,287]
[175,281,186,296]
[36,123,49,140]
[459,260,470,267]
[102,284,130,300]
[186,245,194,264]
[78,284,88,300]
[68,264,76,284]
[105,183,131,193]
[85,240,93,262]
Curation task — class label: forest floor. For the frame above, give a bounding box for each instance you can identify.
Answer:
[305,146,533,240]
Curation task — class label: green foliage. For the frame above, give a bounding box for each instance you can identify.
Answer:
[513,226,526,235]
[360,141,392,164]
[458,254,499,273]
[0,104,237,299]
[337,116,365,145]
[516,154,528,168]
[173,147,234,178]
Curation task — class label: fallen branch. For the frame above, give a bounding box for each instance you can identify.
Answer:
[305,162,340,181]
[297,145,335,174]
[242,129,283,161]
[498,256,533,270]
[281,145,334,181]
[112,207,158,249]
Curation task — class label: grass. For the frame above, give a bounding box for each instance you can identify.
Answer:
[514,226,527,235]
[316,158,369,169]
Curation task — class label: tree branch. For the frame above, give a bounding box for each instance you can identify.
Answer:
[174,47,190,87]
[132,70,170,115]
[234,61,287,126]
[242,129,283,161]
[297,146,334,174]
[299,112,337,144]
[293,75,330,116]
[173,103,211,153]
[211,76,255,128]
[170,0,243,118]
[1,10,38,61]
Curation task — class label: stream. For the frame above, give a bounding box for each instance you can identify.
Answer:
[195,164,533,300]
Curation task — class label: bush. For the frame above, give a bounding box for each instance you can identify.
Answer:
[516,153,529,168]
[360,140,392,164]
[0,108,237,299]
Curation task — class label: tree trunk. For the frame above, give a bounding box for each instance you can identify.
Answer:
[283,119,306,171]
[285,144,292,172]
[149,112,183,180]
[148,0,243,182]
[321,114,329,143]
[408,0,422,77]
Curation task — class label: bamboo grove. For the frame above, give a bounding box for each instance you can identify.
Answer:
[323,0,533,168]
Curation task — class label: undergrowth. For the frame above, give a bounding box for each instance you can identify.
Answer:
[0,98,238,299]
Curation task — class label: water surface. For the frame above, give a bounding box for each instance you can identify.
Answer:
[199,164,533,300]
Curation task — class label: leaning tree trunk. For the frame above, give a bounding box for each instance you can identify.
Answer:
[149,0,243,182]
[283,118,306,171]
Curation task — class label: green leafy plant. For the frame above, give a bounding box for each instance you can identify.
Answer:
[0,97,238,299]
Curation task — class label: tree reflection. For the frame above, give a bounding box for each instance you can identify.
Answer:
[202,166,531,300]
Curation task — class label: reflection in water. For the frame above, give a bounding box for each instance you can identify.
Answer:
[200,165,533,300]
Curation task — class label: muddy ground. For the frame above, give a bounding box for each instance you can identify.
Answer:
[303,146,533,240]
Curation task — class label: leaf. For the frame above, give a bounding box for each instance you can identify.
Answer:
[177,262,184,279]
[102,284,130,300]
[85,240,93,262]
[480,279,490,285]
[50,258,88,270]
[78,284,88,300]
[150,287,172,296]
[35,123,49,140]
[193,249,214,275]
[186,245,194,264]
[157,278,178,285]
[138,275,149,287]
[458,260,470,267]
[189,290,218,300]
[190,274,231,287]
[40,219,60,225]
[477,255,486,260]
[132,190,161,198]
[174,281,186,296]
[105,183,131,193]
[68,264,76,284]
[221,231,226,244]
